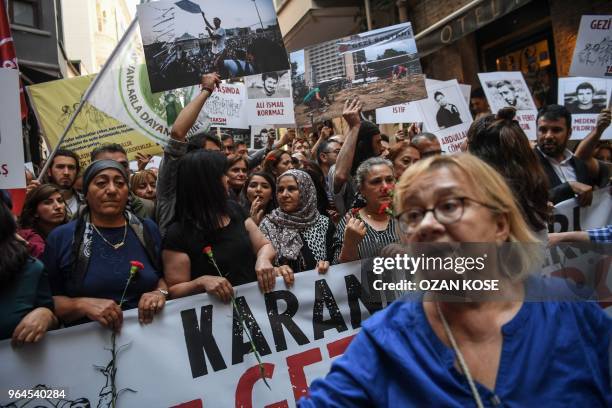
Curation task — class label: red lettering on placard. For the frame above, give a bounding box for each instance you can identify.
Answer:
[286,348,323,402]
[235,363,283,408]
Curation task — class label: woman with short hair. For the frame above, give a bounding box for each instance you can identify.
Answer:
[333,157,399,263]
[301,154,611,407]
[263,149,294,177]
[42,160,167,329]
[130,169,157,201]
[226,155,248,201]
[388,141,420,179]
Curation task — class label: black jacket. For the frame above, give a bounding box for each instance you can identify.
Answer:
[534,148,595,204]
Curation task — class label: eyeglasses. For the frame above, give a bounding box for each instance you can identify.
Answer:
[395,197,497,233]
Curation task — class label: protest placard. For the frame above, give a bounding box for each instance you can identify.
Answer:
[0,68,26,189]
[203,82,249,129]
[0,262,375,407]
[290,22,426,127]
[558,77,612,139]
[245,70,295,125]
[549,187,612,233]
[569,15,612,78]
[478,71,538,139]
[138,0,289,93]
[419,79,472,153]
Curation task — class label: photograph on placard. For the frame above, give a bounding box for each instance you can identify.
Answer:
[251,125,273,150]
[569,15,612,78]
[561,78,608,115]
[289,22,426,127]
[482,78,535,112]
[245,70,291,99]
[138,0,289,93]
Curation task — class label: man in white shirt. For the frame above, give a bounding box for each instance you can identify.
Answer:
[201,13,226,65]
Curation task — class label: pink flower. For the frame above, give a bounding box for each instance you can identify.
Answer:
[203,246,213,258]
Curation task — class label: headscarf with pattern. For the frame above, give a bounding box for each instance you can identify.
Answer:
[259,169,318,263]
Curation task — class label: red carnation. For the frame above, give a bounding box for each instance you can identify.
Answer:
[130,260,144,270]
[203,246,213,258]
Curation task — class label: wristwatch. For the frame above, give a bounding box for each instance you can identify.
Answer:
[157,288,169,298]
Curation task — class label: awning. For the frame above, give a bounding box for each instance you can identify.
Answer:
[415,0,533,58]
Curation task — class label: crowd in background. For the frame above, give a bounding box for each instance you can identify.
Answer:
[1,70,611,405]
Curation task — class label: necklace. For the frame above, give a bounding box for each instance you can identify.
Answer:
[91,221,128,250]
[435,302,485,408]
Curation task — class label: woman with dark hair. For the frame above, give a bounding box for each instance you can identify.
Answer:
[466,107,550,238]
[163,150,281,301]
[263,149,294,177]
[259,169,335,274]
[226,155,248,201]
[0,195,58,344]
[18,184,68,258]
[42,160,167,329]
[240,171,276,226]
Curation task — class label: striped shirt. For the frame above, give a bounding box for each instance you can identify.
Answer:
[332,215,400,264]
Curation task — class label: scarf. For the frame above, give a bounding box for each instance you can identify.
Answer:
[260,169,318,264]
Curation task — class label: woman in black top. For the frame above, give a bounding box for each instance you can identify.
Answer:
[259,170,335,273]
[163,150,281,302]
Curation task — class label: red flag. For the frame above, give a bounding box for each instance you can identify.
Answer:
[0,2,28,119]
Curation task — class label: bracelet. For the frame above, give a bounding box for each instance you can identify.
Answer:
[202,86,214,95]
[157,288,169,298]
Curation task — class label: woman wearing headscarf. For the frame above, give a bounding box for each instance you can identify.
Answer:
[259,169,335,274]
[42,160,167,330]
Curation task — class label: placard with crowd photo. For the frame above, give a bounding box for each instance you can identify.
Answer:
[245,70,295,125]
[419,79,472,153]
[289,22,426,127]
[569,15,612,78]
[137,0,289,93]
[558,77,612,139]
[478,71,538,139]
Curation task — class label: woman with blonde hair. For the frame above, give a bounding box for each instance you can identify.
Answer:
[301,154,610,407]
[130,169,157,201]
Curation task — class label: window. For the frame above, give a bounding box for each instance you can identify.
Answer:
[8,0,40,28]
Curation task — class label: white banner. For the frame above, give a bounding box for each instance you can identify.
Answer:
[478,71,538,139]
[203,83,249,129]
[557,77,612,140]
[420,79,472,153]
[549,187,612,232]
[245,70,295,126]
[569,15,612,78]
[0,262,376,407]
[0,68,26,189]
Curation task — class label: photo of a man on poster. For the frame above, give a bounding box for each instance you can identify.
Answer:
[138,0,289,93]
[565,82,606,114]
[434,91,462,129]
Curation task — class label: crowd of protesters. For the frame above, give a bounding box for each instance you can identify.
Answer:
[1,71,610,405]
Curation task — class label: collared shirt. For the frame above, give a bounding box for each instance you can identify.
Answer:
[538,147,577,183]
[588,225,612,243]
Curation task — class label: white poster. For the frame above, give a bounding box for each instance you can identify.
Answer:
[250,125,274,149]
[0,68,26,189]
[557,77,612,140]
[549,187,612,232]
[245,70,295,126]
[569,15,612,78]
[478,71,538,139]
[203,82,249,129]
[419,79,472,153]
[0,262,374,407]
[375,101,422,124]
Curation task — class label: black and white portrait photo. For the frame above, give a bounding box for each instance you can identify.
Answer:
[433,91,463,129]
[246,70,291,99]
[562,80,607,114]
[138,0,289,93]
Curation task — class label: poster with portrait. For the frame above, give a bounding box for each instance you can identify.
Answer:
[245,70,295,125]
[569,15,612,78]
[290,22,426,127]
[478,71,538,139]
[250,125,274,149]
[419,79,472,153]
[558,77,612,140]
[138,0,289,93]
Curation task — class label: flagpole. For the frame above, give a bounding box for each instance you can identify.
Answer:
[37,12,143,181]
